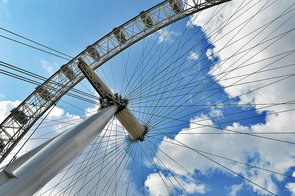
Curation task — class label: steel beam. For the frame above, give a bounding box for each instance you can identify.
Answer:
[77,58,147,141]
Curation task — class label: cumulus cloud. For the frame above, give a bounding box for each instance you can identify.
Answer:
[0,100,21,122]
[190,0,295,108]
[152,113,295,194]
[229,183,243,196]
[209,108,223,118]
[206,48,216,61]
[145,0,295,194]
[157,28,179,43]
[41,60,56,75]
[145,172,206,196]
[286,171,295,195]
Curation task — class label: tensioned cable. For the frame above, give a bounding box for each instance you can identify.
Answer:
[128,0,290,106]
[67,122,117,196]
[142,137,190,195]
[0,27,73,59]
[0,68,98,105]
[45,138,129,195]
[144,136,218,195]
[70,141,133,196]
[59,121,116,196]
[0,34,71,60]
[143,0,292,125]
[125,0,263,99]
[137,106,295,145]
[74,121,119,196]
[136,141,174,195]
[142,5,295,129]
[148,103,295,135]
[81,1,295,193]
[39,137,128,195]
[155,130,277,195]
[0,61,100,101]
[148,134,295,179]
[6,0,294,194]
[7,103,57,165]
[128,48,295,103]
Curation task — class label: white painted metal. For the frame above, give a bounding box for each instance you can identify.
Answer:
[116,109,146,141]
[82,63,113,94]
[0,106,117,196]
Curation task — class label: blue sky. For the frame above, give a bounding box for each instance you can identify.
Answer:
[1,0,295,195]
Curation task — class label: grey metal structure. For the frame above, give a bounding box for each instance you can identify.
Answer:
[76,58,147,141]
[0,0,234,194]
[0,106,117,196]
[0,0,231,164]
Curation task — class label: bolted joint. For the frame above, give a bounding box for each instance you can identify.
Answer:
[98,93,128,113]
[113,93,128,113]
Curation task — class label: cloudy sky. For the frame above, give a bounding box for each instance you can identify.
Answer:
[1,0,295,195]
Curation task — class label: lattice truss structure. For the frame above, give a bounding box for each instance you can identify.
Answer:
[0,0,231,163]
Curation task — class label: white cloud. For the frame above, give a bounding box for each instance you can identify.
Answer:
[186,1,225,34]
[285,171,295,195]
[2,0,8,4]
[174,1,295,193]
[188,51,199,60]
[189,0,295,108]
[229,183,243,196]
[41,60,55,74]
[286,183,295,196]
[157,28,179,43]
[206,48,216,61]
[0,100,21,122]
[145,172,206,196]
[145,172,170,196]
[209,108,223,118]
[151,112,295,194]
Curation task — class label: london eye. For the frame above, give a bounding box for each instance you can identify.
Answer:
[0,0,295,195]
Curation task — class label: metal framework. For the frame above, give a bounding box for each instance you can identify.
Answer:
[0,0,231,163]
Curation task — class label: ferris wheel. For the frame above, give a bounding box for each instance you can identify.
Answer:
[0,0,295,195]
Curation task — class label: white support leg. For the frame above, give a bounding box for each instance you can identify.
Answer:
[0,106,117,196]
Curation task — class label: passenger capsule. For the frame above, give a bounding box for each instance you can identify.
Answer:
[61,64,76,81]
[86,45,101,61]
[36,86,53,102]
[11,108,29,125]
[140,11,153,28]
[113,28,127,45]
[168,0,183,14]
